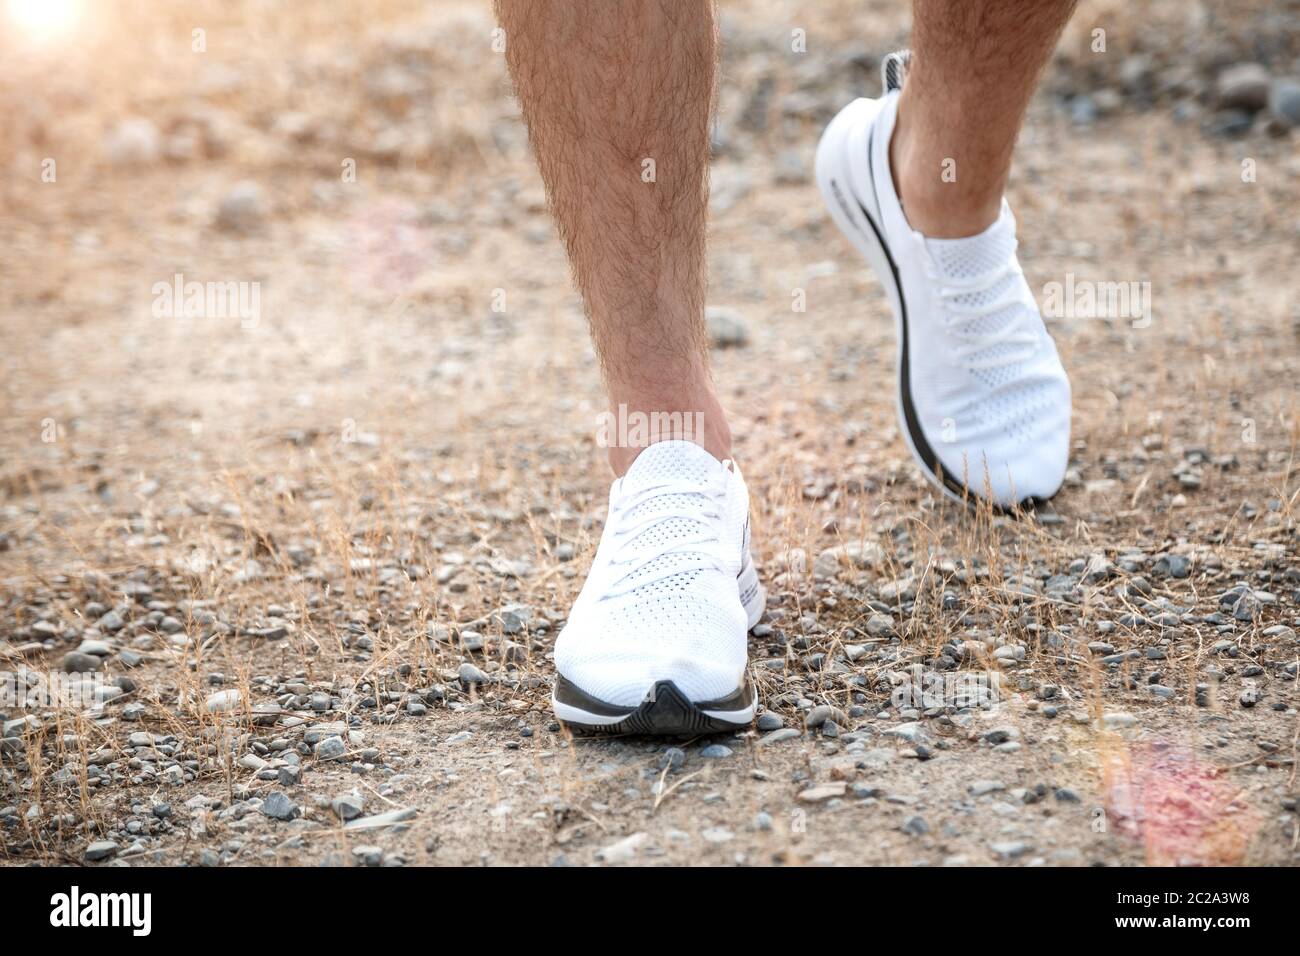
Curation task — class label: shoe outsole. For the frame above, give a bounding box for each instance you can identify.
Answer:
[553,676,755,736]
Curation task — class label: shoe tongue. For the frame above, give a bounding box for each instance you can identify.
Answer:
[610,441,725,593]
[620,439,723,496]
[924,202,1016,281]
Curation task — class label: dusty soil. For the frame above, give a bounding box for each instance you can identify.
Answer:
[2,0,1299,866]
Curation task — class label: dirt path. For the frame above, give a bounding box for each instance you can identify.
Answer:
[2,1,1298,866]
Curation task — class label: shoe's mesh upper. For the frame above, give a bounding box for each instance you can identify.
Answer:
[614,444,718,598]
[926,219,1057,442]
[554,441,753,707]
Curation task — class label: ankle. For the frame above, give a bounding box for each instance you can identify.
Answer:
[890,95,1004,239]
[600,388,732,476]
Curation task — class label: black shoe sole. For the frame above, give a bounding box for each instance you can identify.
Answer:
[553,676,755,736]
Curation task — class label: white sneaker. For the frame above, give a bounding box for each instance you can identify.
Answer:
[552,440,764,734]
[815,51,1071,509]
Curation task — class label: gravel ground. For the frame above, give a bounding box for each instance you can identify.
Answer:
[2,0,1299,867]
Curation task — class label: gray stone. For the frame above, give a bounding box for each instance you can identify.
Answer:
[215,180,266,231]
[1206,109,1253,137]
[352,845,384,866]
[331,794,365,821]
[315,735,346,760]
[1068,95,1098,125]
[701,826,734,844]
[104,119,161,166]
[1263,624,1295,639]
[596,832,648,864]
[3,715,40,737]
[84,840,119,862]
[1269,78,1300,128]
[60,652,102,673]
[1153,553,1191,578]
[814,541,885,580]
[458,662,489,684]
[659,747,686,770]
[805,704,848,729]
[797,782,846,803]
[990,840,1032,859]
[1231,592,1261,621]
[495,604,533,634]
[303,721,346,744]
[238,753,267,771]
[344,807,417,831]
[883,722,928,744]
[1083,554,1114,585]
[260,792,299,821]
[878,577,916,602]
[865,613,895,637]
[1119,54,1154,95]
[705,307,749,349]
[902,815,929,836]
[205,689,243,713]
[1216,62,1271,112]
[983,727,1019,744]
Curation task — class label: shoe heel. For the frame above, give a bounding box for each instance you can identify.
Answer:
[814,98,890,273]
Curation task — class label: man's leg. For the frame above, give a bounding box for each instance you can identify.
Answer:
[496,1,761,735]
[495,0,728,476]
[893,0,1078,238]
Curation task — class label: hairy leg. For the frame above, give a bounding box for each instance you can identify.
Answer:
[495,0,727,475]
[893,0,1078,237]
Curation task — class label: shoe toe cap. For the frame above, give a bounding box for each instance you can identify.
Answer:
[555,622,746,709]
[933,402,1070,507]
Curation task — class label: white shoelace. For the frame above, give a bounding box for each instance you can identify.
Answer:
[601,474,731,600]
[932,254,1040,372]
